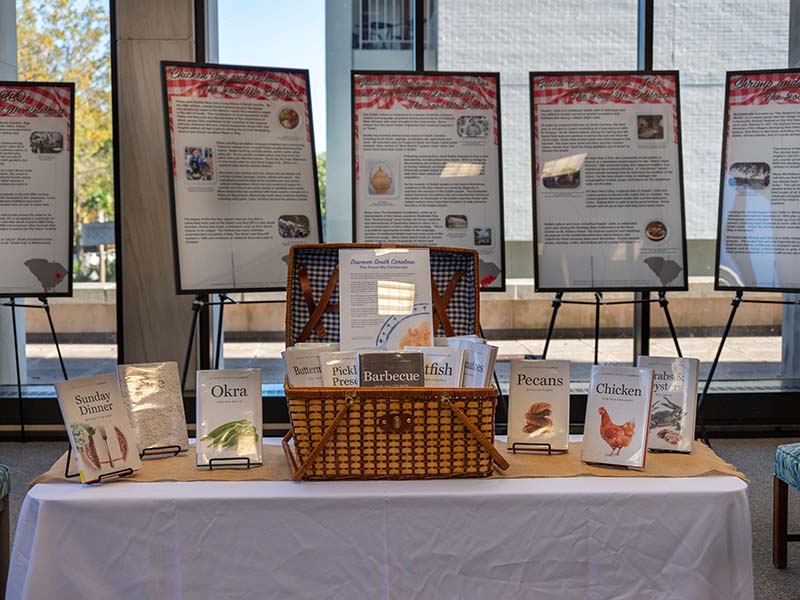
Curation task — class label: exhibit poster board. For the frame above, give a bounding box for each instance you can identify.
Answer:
[716,69,800,292]
[0,82,74,297]
[352,71,505,290]
[531,71,688,292]
[162,62,322,294]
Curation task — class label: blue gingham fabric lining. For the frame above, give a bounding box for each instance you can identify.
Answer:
[775,442,800,491]
[288,247,477,345]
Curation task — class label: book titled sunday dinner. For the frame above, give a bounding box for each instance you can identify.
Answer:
[581,366,654,470]
[637,356,700,453]
[56,373,142,484]
[507,360,570,452]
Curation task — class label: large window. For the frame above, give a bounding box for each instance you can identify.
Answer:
[3,0,116,391]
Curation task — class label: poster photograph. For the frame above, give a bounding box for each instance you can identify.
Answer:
[716,69,800,292]
[352,71,505,290]
[162,62,322,294]
[531,71,688,292]
[0,82,74,297]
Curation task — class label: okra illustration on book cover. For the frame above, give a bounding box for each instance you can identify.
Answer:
[56,373,142,483]
[196,368,263,467]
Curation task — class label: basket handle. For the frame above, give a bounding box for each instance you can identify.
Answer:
[281,430,300,474]
[289,397,354,480]
[442,397,510,471]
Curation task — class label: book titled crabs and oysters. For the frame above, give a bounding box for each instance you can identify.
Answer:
[637,356,699,453]
[56,373,142,484]
[581,366,655,470]
[507,360,570,452]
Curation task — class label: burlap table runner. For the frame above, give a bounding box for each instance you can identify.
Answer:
[31,439,745,486]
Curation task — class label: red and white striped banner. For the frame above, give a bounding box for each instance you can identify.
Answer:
[0,84,72,150]
[353,73,499,182]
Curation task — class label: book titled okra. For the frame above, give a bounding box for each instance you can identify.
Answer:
[56,373,142,484]
[358,351,425,387]
[196,368,262,467]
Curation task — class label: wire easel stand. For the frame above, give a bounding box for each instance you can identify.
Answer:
[2,297,68,443]
[180,292,285,392]
[696,290,800,446]
[540,290,682,364]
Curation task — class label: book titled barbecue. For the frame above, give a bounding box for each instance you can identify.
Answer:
[507,360,570,452]
[117,361,190,455]
[581,366,654,470]
[320,351,360,387]
[358,351,425,387]
[637,356,700,453]
[405,346,465,387]
[196,369,263,467]
[283,346,325,387]
[56,373,143,484]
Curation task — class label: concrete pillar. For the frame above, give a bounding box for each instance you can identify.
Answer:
[324,0,354,243]
[114,0,197,370]
[0,0,27,385]
[784,2,800,377]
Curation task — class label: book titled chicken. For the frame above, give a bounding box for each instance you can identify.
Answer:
[581,366,654,470]
[56,373,143,484]
[507,360,570,452]
[637,356,699,453]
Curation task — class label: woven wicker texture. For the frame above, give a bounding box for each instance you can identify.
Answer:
[283,244,504,480]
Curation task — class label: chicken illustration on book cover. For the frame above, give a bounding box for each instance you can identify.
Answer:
[581,366,654,469]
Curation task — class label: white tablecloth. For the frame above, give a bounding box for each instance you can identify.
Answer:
[8,474,753,600]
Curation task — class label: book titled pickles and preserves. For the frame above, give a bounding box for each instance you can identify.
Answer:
[637,356,699,453]
[56,373,142,483]
[581,366,654,470]
[196,368,263,467]
[507,360,570,452]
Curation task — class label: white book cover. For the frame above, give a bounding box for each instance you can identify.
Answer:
[405,346,465,387]
[637,356,700,453]
[338,248,433,350]
[507,360,570,451]
[320,351,360,386]
[296,342,340,351]
[117,361,190,454]
[455,340,498,388]
[56,373,142,483]
[581,366,654,470]
[283,346,324,387]
[196,369,263,466]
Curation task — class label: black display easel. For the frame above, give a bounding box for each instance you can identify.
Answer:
[696,290,800,445]
[180,292,284,391]
[2,297,69,443]
[540,290,682,363]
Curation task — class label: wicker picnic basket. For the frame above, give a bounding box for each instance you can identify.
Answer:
[281,243,509,480]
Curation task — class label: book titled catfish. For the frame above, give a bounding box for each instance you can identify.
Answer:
[358,352,425,387]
